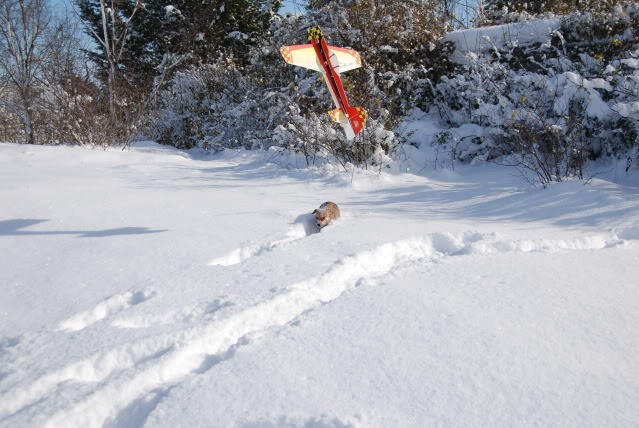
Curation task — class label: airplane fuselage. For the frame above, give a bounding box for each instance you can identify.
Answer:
[312,37,352,115]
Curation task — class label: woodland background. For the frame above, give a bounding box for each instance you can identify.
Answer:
[1,0,638,184]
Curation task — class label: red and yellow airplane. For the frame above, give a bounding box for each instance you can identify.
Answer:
[280,26,366,140]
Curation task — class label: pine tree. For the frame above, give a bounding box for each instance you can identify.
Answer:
[76,0,282,89]
[75,0,154,93]
[140,0,281,63]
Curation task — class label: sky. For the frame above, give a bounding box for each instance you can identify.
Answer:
[281,0,307,14]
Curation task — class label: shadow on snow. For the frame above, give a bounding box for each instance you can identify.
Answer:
[0,219,167,238]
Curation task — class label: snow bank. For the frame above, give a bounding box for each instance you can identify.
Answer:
[444,19,561,64]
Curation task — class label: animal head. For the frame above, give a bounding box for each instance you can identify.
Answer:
[313,208,330,229]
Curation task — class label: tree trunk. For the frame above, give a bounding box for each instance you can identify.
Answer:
[18,87,36,145]
[108,60,116,119]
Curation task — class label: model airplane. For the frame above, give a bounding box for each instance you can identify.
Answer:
[280,26,366,140]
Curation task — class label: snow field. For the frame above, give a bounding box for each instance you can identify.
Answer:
[2,230,629,427]
[1,142,639,427]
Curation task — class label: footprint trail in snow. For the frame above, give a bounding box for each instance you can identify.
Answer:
[0,230,630,427]
[209,214,319,266]
[57,288,157,332]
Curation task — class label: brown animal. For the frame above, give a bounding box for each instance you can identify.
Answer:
[313,201,340,230]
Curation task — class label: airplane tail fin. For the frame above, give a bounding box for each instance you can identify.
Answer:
[327,107,366,140]
[346,106,366,138]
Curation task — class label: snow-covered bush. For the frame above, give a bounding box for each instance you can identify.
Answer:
[432,3,639,183]
[152,62,252,151]
[149,33,324,154]
[304,0,451,119]
[149,6,427,169]
[483,0,624,25]
[560,3,639,160]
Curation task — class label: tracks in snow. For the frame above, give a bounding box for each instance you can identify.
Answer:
[208,214,318,266]
[57,288,157,332]
[208,235,303,266]
[0,231,629,427]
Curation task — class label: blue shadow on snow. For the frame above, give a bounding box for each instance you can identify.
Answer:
[0,219,167,238]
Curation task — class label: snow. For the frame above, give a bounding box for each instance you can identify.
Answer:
[379,45,398,53]
[1,142,639,427]
[444,19,561,64]
[227,31,249,41]
[565,72,613,92]
[621,58,639,69]
[553,73,614,120]
[614,101,639,117]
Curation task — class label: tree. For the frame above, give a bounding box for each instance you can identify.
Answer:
[0,0,59,144]
[75,0,144,116]
[155,0,282,63]
[76,0,282,94]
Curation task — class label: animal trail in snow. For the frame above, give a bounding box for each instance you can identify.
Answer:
[57,288,157,332]
[208,214,319,267]
[7,230,629,428]
[112,298,235,329]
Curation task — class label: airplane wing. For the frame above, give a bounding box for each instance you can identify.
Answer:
[280,44,321,72]
[327,46,362,73]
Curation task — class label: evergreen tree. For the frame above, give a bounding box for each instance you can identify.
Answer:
[140,0,281,64]
[75,0,155,91]
[76,0,282,88]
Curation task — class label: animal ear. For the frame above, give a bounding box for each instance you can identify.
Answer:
[312,209,319,215]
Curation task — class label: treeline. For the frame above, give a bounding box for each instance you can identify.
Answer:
[1,0,637,181]
[0,0,284,148]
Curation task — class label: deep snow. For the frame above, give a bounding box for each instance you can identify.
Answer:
[1,142,638,427]
[444,19,561,64]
